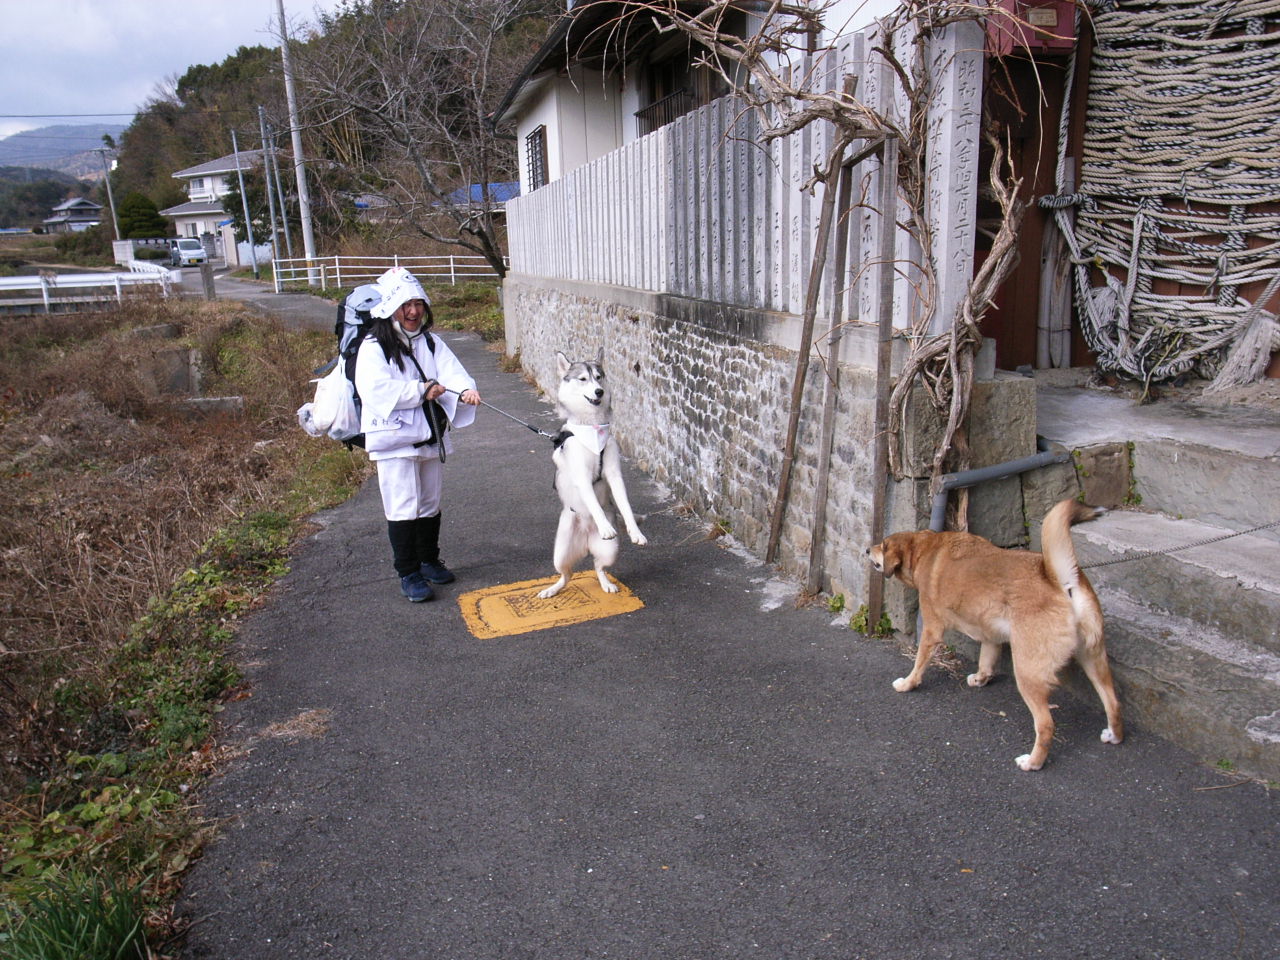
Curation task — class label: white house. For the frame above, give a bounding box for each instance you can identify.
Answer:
[493,0,896,195]
[159,150,264,262]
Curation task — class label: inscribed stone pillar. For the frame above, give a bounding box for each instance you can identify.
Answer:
[924,19,983,337]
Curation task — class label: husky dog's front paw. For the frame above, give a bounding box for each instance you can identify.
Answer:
[629,528,647,546]
[598,524,618,541]
[537,578,567,600]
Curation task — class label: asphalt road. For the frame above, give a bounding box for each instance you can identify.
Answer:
[178,279,1278,960]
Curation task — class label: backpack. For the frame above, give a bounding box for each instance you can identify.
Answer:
[298,285,380,447]
[298,285,440,450]
[335,284,383,386]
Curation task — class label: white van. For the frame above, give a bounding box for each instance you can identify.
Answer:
[169,238,207,267]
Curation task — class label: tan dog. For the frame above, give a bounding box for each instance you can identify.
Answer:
[867,499,1123,771]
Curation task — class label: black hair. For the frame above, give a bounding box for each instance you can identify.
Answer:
[366,303,434,372]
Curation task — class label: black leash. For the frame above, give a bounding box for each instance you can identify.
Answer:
[440,387,559,441]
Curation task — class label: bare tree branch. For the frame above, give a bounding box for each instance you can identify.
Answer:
[292,0,559,274]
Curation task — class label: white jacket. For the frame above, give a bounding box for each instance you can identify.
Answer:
[354,331,477,460]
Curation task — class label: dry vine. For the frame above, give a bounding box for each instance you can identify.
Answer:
[589,0,1029,488]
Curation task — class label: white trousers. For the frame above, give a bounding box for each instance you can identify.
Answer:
[376,455,443,521]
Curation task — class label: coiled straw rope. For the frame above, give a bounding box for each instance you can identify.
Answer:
[1039,0,1280,386]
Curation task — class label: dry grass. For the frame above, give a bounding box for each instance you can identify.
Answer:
[0,296,370,796]
[260,708,333,742]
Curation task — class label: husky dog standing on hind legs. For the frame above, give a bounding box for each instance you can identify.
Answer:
[538,351,647,599]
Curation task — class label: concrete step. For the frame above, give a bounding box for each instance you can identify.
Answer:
[1083,591,1280,782]
[1032,382,1280,779]
[1073,511,1280,655]
[1034,381,1280,540]
[1131,435,1280,541]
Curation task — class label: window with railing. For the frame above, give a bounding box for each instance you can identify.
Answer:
[525,125,548,191]
[635,89,697,135]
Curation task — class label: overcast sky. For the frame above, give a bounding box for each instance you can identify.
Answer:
[0,0,346,140]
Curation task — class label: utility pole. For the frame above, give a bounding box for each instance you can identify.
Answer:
[265,119,294,258]
[276,0,318,285]
[95,149,120,241]
[258,105,282,267]
[229,129,260,279]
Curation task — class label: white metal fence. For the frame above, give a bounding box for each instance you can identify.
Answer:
[0,262,178,312]
[271,255,504,292]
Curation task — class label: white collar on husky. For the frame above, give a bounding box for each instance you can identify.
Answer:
[565,422,610,454]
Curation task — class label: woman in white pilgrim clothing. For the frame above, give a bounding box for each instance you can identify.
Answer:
[355,267,481,602]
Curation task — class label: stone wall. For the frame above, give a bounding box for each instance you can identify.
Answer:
[505,274,1040,626]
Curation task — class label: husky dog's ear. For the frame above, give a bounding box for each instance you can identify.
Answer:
[556,351,570,378]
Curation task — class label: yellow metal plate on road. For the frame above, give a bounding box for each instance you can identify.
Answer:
[458,571,644,640]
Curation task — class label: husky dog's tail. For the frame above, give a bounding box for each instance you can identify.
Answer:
[1041,499,1106,641]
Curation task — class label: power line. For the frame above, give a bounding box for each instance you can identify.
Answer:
[1,132,126,141]
[0,113,137,119]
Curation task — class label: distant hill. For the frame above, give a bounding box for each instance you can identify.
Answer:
[0,165,89,230]
[0,166,80,188]
[0,124,128,180]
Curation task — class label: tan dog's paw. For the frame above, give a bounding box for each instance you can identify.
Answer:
[892,677,916,692]
[1015,753,1044,772]
[966,672,992,687]
[1101,727,1122,745]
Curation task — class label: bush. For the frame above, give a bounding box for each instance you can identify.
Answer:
[132,246,169,261]
[52,225,112,265]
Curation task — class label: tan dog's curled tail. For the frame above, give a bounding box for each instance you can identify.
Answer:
[1040,499,1105,641]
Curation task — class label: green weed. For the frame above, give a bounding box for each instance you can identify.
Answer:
[850,604,895,637]
[1,510,295,943]
[0,872,147,960]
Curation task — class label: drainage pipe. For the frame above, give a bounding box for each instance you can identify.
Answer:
[929,438,1070,532]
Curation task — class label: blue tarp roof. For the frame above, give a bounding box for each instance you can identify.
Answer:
[447,182,520,205]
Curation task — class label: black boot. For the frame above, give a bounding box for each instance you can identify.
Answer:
[388,519,433,602]
[416,513,455,584]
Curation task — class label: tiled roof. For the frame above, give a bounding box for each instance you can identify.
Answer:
[50,197,102,212]
[159,200,226,216]
[172,150,264,179]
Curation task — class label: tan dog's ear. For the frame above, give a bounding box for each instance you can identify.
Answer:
[879,538,904,579]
